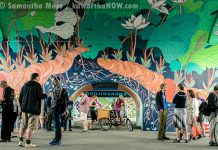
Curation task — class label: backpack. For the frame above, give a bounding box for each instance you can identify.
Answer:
[199,102,211,116]
[57,88,69,114]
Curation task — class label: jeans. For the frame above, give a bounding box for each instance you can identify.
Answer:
[52,110,62,142]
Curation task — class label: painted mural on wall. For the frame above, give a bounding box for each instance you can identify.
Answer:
[72,97,137,122]
[0,0,218,131]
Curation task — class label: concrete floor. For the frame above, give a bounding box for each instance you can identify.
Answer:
[0,128,215,150]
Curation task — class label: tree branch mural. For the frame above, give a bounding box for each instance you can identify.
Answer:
[0,47,89,94]
[23,32,38,64]
[203,68,217,92]
[0,41,14,72]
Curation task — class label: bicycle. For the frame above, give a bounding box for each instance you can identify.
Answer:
[98,109,133,132]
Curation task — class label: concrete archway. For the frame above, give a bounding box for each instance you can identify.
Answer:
[70,82,143,129]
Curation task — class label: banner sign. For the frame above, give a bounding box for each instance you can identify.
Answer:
[87,91,130,97]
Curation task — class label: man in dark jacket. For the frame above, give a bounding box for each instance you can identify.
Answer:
[0,81,14,142]
[18,73,46,148]
[156,83,170,141]
[208,85,218,146]
[49,76,68,146]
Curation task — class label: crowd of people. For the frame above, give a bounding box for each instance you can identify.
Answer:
[0,73,72,147]
[0,72,218,148]
[0,73,111,147]
[156,83,218,146]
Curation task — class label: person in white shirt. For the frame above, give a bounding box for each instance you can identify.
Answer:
[186,90,201,141]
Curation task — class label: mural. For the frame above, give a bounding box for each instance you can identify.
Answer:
[72,97,137,122]
[0,0,218,131]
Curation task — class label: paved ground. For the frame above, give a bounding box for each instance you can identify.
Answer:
[0,127,216,150]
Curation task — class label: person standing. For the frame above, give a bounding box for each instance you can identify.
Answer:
[186,90,201,141]
[207,85,218,146]
[18,73,46,147]
[89,95,98,130]
[49,76,68,145]
[173,84,189,143]
[115,98,124,121]
[79,91,89,132]
[196,92,206,137]
[0,81,14,142]
[156,83,170,141]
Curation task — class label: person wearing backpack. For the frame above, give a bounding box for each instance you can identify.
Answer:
[207,85,218,146]
[49,76,68,146]
[0,81,14,142]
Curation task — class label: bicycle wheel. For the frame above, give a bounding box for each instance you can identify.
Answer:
[98,118,112,131]
[214,122,218,143]
[126,118,133,131]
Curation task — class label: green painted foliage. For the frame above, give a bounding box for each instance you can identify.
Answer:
[138,25,156,40]
[209,18,218,44]
[0,0,55,38]
[143,12,162,26]
[19,0,55,31]
[185,62,203,74]
[167,0,203,20]
[179,30,209,65]
[169,60,203,75]
[198,0,218,32]
[169,60,181,72]
[166,8,180,20]
[0,9,16,39]
[183,0,204,12]
[147,14,199,63]
[185,45,218,70]
[80,12,126,59]
[20,10,55,31]
[0,28,2,42]
[7,20,23,52]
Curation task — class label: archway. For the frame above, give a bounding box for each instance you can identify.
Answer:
[70,82,143,129]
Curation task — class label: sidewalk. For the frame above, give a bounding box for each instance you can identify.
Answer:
[0,128,214,150]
